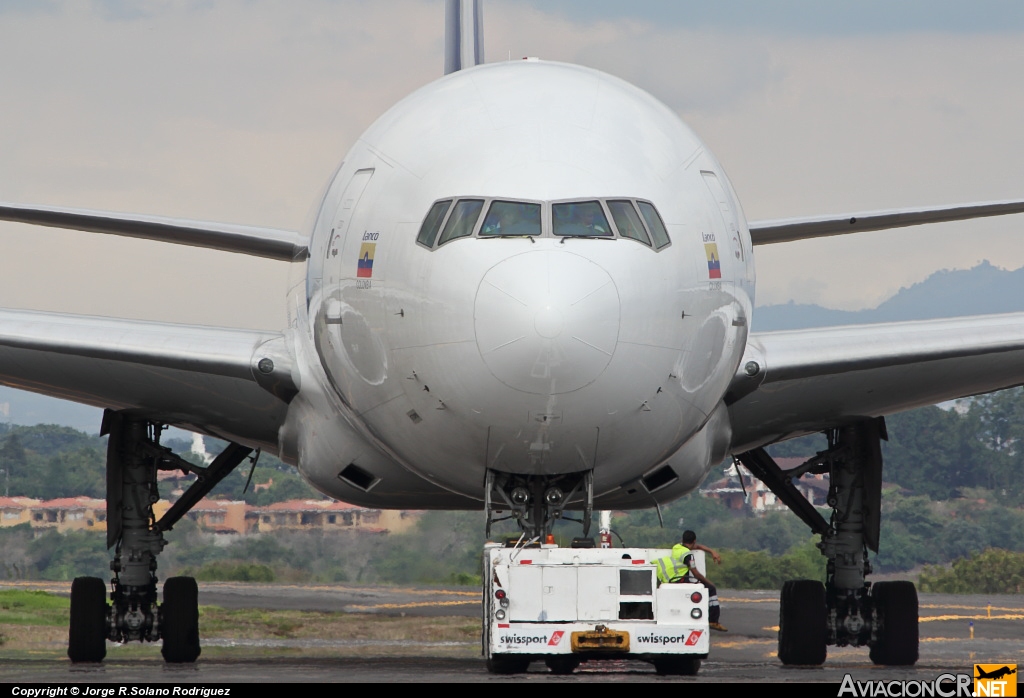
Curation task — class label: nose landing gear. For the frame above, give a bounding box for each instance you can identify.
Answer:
[484,469,593,540]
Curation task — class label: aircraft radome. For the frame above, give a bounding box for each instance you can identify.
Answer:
[1,0,1023,673]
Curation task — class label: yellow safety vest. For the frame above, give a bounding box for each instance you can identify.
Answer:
[655,544,690,584]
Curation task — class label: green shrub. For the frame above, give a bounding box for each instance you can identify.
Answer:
[713,538,825,590]
[448,572,482,587]
[919,549,1024,594]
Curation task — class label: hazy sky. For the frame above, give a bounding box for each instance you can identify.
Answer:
[2,0,1024,330]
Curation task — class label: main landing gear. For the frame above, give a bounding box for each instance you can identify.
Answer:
[736,418,919,667]
[67,410,253,663]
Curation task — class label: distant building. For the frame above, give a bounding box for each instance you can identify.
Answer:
[0,497,39,527]
[184,499,250,537]
[255,499,419,535]
[26,497,107,532]
[700,458,830,514]
[0,495,420,537]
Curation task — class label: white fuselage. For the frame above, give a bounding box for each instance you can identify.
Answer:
[280,60,754,509]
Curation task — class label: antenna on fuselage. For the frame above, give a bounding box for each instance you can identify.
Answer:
[444,0,484,74]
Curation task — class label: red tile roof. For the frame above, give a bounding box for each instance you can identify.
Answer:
[262,499,363,512]
[0,496,40,508]
[34,497,105,509]
[191,498,246,511]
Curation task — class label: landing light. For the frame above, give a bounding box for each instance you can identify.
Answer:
[544,487,563,505]
[511,487,530,505]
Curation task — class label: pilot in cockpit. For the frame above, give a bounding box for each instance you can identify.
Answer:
[481,201,540,236]
[553,201,611,237]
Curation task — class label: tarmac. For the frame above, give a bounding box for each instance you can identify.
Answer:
[0,582,1021,684]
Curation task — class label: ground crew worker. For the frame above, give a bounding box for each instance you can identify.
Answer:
[655,530,727,632]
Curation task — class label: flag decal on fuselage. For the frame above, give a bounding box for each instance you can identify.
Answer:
[357,243,376,278]
[705,242,721,279]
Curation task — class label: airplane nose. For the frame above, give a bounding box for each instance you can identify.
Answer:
[474,250,620,395]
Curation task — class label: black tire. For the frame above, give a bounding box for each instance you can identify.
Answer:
[778,579,827,666]
[869,581,918,666]
[68,576,107,663]
[653,656,701,675]
[545,656,580,674]
[162,576,201,663]
[486,655,531,674]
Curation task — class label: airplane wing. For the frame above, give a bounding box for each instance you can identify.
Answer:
[749,199,1024,245]
[0,202,308,261]
[0,308,297,451]
[727,312,1024,453]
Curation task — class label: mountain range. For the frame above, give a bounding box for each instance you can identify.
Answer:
[753,260,1024,331]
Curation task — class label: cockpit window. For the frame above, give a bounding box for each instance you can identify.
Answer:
[552,201,613,237]
[607,200,651,246]
[637,201,671,249]
[480,201,542,237]
[418,197,671,250]
[437,199,484,245]
[416,199,452,247]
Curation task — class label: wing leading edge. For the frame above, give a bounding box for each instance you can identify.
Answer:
[0,202,309,261]
[727,312,1024,453]
[749,199,1024,246]
[0,309,297,451]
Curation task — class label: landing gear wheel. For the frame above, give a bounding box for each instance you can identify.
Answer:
[68,576,108,663]
[869,581,918,666]
[486,655,531,674]
[545,656,580,674]
[652,656,701,675]
[778,579,827,666]
[161,576,201,663]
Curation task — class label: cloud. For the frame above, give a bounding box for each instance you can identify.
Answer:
[1,0,1022,326]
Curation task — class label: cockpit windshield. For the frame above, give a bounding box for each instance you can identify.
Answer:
[480,201,542,237]
[607,199,651,246]
[417,196,671,250]
[436,199,484,245]
[552,201,613,237]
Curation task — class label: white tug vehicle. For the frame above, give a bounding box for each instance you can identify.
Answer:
[483,540,710,675]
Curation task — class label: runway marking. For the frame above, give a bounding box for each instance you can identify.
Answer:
[725,598,1024,610]
[720,597,776,603]
[764,613,1024,633]
[713,638,774,649]
[920,604,1024,612]
[245,584,479,597]
[746,635,1024,648]
[919,613,1024,622]
[346,600,479,611]
[0,581,480,598]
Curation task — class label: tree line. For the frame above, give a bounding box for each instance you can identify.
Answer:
[0,423,322,505]
[2,386,1024,590]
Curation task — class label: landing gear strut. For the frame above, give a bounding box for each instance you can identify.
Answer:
[67,410,253,663]
[736,418,918,667]
[484,469,593,540]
